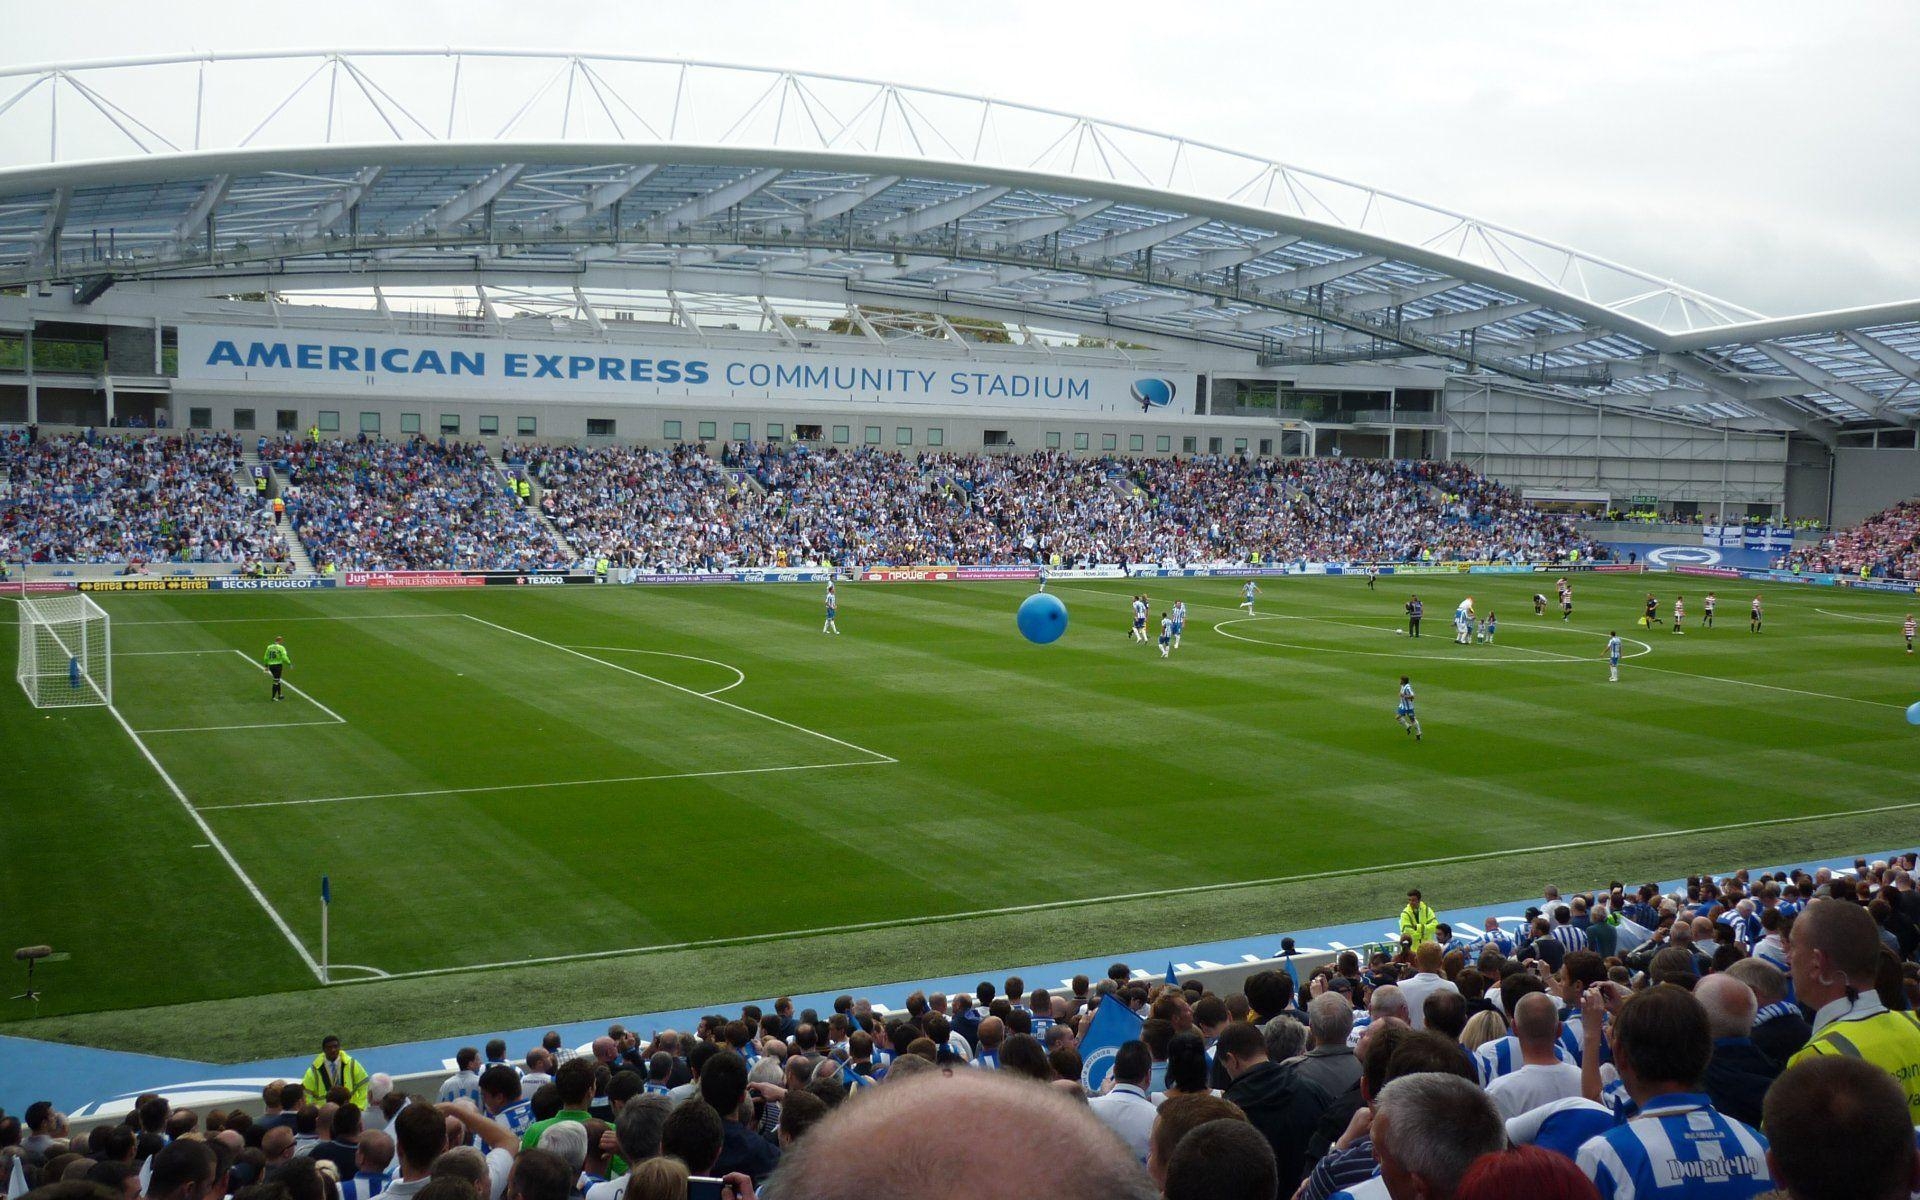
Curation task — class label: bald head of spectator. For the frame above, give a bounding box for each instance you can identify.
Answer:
[1371,985,1411,1024]
[1372,1074,1506,1200]
[1764,1057,1920,1200]
[261,1126,295,1165]
[766,1070,1156,1200]
[976,1016,1005,1054]
[1512,992,1561,1051]
[1146,1094,1245,1188]
[430,1147,488,1200]
[355,1130,394,1177]
[1723,957,1789,1006]
[1694,974,1757,1039]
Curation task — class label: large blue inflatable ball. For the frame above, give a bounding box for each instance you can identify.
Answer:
[1017,592,1069,645]
[1908,701,1920,726]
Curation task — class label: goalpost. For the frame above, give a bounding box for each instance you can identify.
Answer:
[16,593,112,708]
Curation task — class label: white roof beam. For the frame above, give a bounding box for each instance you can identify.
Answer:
[1247,254,1387,295]
[29,187,68,269]
[1840,330,1920,384]
[166,175,230,253]
[976,199,1114,251]
[573,285,604,333]
[1103,293,1206,319]
[419,164,526,234]
[1341,277,1458,315]
[544,164,662,224]
[769,175,901,233]
[653,168,785,231]
[1311,300,1541,349]
[869,186,1010,238]
[288,166,383,238]
[1658,352,1835,444]
[1752,341,1903,422]
[1064,214,1210,264]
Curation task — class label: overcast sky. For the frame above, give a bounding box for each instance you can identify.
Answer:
[7,0,1917,317]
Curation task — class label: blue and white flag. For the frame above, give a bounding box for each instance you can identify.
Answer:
[1077,999,1144,1093]
[6,1156,29,1200]
[322,875,331,906]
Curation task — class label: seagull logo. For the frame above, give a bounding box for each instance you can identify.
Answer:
[1131,377,1176,412]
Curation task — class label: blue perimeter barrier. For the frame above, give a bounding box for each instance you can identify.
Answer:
[1,847,1901,1115]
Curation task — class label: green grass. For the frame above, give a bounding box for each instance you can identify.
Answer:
[2,573,1915,1060]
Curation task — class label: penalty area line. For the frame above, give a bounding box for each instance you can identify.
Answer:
[104,702,325,983]
[195,759,893,812]
[331,798,1920,987]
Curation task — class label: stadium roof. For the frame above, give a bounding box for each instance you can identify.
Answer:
[1,49,1917,441]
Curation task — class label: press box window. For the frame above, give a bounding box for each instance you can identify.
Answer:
[1183,437,1197,454]
[832,425,851,444]
[400,413,422,435]
[188,407,212,430]
[865,426,882,445]
[517,417,537,437]
[587,418,616,437]
[1128,434,1144,452]
[360,412,381,434]
[1258,438,1273,456]
[1045,431,1062,449]
[440,414,461,435]
[276,409,301,432]
[895,427,912,446]
[318,411,340,432]
[1073,432,1089,451]
[478,415,500,436]
[1156,436,1171,453]
[232,408,255,431]
[663,420,683,440]
[1101,434,1117,451]
[983,430,1009,447]
[732,422,752,440]
[796,424,823,442]
[766,423,785,442]
[698,421,717,440]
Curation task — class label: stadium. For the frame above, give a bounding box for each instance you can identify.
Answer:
[3,39,1919,1200]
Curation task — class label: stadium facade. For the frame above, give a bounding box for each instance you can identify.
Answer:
[2,50,1917,523]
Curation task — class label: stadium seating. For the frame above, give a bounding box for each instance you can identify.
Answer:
[269,436,566,573]
[6,856,1913,1200]
[0,430,289,567]
[530,441,1596,569]
[1799,498,1920,579]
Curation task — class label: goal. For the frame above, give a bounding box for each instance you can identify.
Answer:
[16,593,111,708]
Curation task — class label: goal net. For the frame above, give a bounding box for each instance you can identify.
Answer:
[16,593,111,708]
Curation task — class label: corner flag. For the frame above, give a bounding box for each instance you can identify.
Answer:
[320,875,331,984]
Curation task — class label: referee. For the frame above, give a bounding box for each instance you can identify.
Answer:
[263,636,291,701]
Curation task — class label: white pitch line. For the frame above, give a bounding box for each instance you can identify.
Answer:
[104,702,324,982]
[1626,661,1906,709]
[568,645,747,696]
[1209,615,1644,663]
[195,759,893,812]
[229,650,346,723]
[464,614,895,764]
[1814,607,1898,625]
[337,797,1920,986]
[139,719,342,734]
[112,613,459,627]
[117,649,236,656]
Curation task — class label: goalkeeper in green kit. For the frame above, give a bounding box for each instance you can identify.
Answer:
[263,636,291,701]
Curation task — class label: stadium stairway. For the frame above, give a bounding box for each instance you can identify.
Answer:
[240,448,317,574]
[486,447,575,561]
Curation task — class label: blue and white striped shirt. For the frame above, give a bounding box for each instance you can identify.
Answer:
[1550,924,1589,953]
[1576,1095,1770,1200]
[1475,1035,1570,1086]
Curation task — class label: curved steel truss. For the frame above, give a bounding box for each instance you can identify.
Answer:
[0,50,1915,436]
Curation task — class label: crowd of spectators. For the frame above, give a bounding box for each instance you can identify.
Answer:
[8,856,1916,1200]
[0,430,289,568]
[1793,499,1920,580]
[525,441,1596,571]
[269,436,565,573]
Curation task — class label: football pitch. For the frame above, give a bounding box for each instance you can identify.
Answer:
[3,573,1917,1057]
